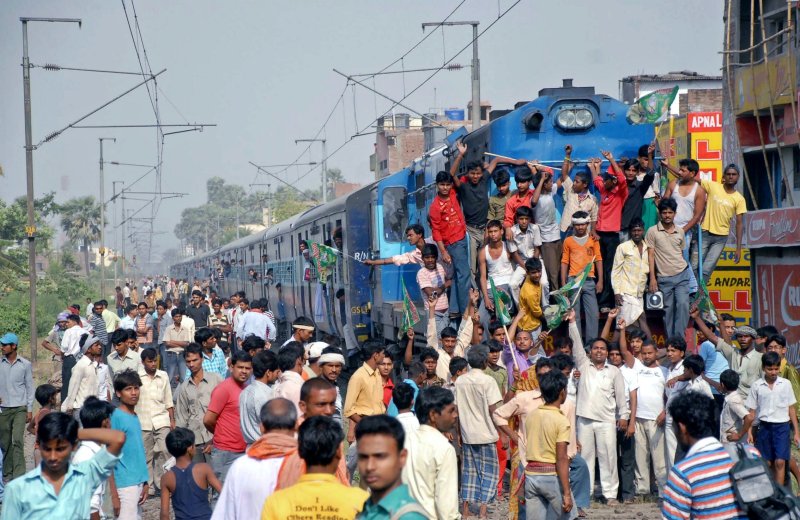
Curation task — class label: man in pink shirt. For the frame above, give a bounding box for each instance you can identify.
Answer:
[203,350,252,483]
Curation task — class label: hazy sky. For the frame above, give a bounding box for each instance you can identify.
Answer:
[0,1,724,261]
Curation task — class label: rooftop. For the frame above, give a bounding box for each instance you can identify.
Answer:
[621,71,722,82]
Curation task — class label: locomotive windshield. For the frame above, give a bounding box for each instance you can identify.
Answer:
[382,186,407,242]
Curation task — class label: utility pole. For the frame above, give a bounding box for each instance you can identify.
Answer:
[98,137,115,299]
[235,199,240,240]
[295,139,327,203]
[422,21,480,130]
[112,181,123,288]
[267,183,272,227]
[21,16,82,363]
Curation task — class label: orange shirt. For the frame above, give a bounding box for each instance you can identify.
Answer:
[561,235,601,278]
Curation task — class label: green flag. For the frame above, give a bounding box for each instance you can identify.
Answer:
[398,278,420,339]
[306,240,338,283]
[692,276,719,326]
[489,277,512,326]
[626,85,679,124]
[544,258,594,329]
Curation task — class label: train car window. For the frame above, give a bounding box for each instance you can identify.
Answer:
[414,171,426,209]
[383,186,408,242]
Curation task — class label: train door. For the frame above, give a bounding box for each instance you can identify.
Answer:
[345,188,374,344]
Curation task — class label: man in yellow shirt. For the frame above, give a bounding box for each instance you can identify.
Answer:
[518,257,545,333]
[261,415,368,520]
[699,164,747,281]
[524,370,574,519]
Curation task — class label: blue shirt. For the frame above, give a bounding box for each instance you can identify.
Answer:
[0,355,34,411]
[386,379,419,417]
[357,484,427,520]
[0,446,118,520]
[110,409,149,488]
[184,346,228,380]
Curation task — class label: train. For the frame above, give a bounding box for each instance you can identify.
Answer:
[170,80,655,349]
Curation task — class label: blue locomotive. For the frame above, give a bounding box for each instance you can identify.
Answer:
[171,80,655,346]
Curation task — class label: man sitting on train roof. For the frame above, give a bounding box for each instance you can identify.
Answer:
[281,316,315,349]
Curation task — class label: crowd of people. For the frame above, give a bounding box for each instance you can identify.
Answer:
[0,141,788,520]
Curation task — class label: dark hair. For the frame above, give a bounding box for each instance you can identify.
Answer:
[666,336,687,352]
[405,224,425,236]
[440,326,457,339]
[637,144,650,158]
[657,197,678,213]
[277,344,304,372]
[260,397,297,431]
[252,350,279,379]
[300,377,336,402]
[37,412,79,446]
[392,382,415,411]
[249,299,263,311]
[191,290,204,298]
[720,313,736,323]
[524,257,543,272]
[607,342,620,353]
[767,334,787,348]
[166,427,195,458]
[539,371,568,404]
[763,351,781,368]
[292,316,315,330]
[137,302,148,309]
[535,356,553,373]
[212,298,223,307]
[757,325,779,339]
[623,158,640,172]
[435,171,452,184]
[35,384,59,407]
[683,354,705,375]
[668,391,716,439]
[486,339,504,353]
[79,396,115,428]
[241,336,266,353]
[486,219,503,230]
[362,340,386,359]
[113,369,142,392]
[355,414,405,451]
[678,158,700,174]
[194,327,215,345]
[720,369,740,392]
[407,360,426,380]
[419,347,439,363]
[111,328,129,346]
[467,344,489,369]
[124,304,136,314]
[488,320,504,336]
[449,356,468,376]
[170,308,183,318]
[629,218,645,230]
[550,353,575,372]
[554,335,573,352]
[156,300,166,309]
[574,171,591,185]
[421,244,439,259]
[298,416,343,466]
[183,342,204,359]
[627,327,647,341]
[493,168,510,187]
[515,205,533,219]
[514,167,532,183]
[416,386,455,425]
[140,348,158,362]
[230,350,253,366]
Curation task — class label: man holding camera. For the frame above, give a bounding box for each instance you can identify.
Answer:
[611,218,651,337]
[645,198,690,338]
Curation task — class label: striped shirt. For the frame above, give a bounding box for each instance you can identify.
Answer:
[662,436,758,520]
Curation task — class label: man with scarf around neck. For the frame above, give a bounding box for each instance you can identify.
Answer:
[211,398,297,520]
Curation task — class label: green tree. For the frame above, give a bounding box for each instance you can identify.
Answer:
[59,196,102,276]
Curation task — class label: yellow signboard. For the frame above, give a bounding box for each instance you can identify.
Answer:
[734,53,796,114]
[707,247,751,326]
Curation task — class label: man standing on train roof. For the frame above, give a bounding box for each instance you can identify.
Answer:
[363,224,432,268]
[449,141,529,280]
[429,170,470,318]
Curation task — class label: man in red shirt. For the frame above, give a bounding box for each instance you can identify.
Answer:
[502,165,537,239]
[590,151,628,310]
[203,350,252,483]
[429,171,470,316]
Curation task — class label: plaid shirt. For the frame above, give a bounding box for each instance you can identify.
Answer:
[185,346,227,380]
[611,239,650,297]
[135,370,173,431]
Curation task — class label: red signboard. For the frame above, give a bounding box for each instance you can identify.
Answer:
[688,112,723,132]
[756,260,800,366]
[742,207,800,248]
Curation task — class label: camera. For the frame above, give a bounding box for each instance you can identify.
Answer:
[646,291,664,310]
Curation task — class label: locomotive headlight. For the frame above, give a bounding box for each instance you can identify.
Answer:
[556,110,577,128]
[575,108,593,128]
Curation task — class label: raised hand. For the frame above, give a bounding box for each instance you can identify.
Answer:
[564,144,573,156]
[456,141,467,155]
[600,150,613,160]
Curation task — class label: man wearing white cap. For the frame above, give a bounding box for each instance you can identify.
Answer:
[305,342,328,378]
[61,335,103,420]
[318,346,347,427]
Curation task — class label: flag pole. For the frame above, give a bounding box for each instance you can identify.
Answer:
[484,152,562,171]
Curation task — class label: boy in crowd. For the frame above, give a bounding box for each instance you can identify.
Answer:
[417,244,452,335]
[160,427,222,520]
[531,164,562,290]
[0,412,125,520]
[74,396,117,520]
[479,219,517,310]
[424,289,475,382]
[28,383,59,465]
[111,369,150,520]
[560,211,603,341]
[419,348,445,388]
[239,350,281,445]
[507,206,543,303]
[560,145,597,236]
[391,382,421,438]
[718,369,748,445]
[619,145,657,242]
[175,343,222,463]
[487,167,512,222]
[138,347,175,495]
[735,352,800,486]
[518,258,546,337]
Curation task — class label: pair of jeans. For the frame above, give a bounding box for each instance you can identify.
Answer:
[597,231,620,309]
[682,229,698,294]
[466,225,486,280]
[0,445,3,502]
[570,454,591,509]
[61,354,77,402]
[210,446,244,484]
[657,267,690,338]
[446,236,470,315]
[0,407,26,480]
[570,277,599,342]
[524,473,577,520]
[617,430,636,501]
[163,351,186,393]
[700,230,729,282]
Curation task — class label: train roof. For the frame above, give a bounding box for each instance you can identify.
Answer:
[216,229,266,255]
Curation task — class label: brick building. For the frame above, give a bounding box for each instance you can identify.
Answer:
[619,71,723,116]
